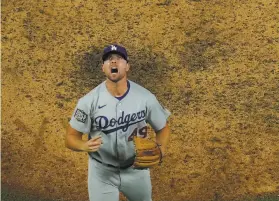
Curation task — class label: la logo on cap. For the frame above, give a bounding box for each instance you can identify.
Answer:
[111,45,117,51]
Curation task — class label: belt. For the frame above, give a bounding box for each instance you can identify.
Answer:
[91,156,133,169]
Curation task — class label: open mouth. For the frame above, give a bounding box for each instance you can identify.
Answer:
[111,67,118,74]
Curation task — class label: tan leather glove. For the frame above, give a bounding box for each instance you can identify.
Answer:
[133,136,163,168]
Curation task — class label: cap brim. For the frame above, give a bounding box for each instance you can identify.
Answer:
[102,51,127,61]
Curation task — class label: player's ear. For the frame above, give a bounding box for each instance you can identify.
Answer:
[126,63,130,72]
[101,64,105,72]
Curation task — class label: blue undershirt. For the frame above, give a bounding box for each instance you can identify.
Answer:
[115,81,130,101]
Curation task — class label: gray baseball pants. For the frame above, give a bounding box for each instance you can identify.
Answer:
[88,157,152,201]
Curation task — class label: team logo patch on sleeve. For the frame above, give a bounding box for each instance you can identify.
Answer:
[74,109,88,123]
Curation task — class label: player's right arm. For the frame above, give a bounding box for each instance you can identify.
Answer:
[65,125,102,152]
[66,95,102,152]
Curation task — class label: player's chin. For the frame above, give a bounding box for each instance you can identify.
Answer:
[108,74,123,83]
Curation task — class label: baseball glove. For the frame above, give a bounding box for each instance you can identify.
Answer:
[133,136,163,168]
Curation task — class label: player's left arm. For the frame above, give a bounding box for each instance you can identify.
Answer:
[155,123,170,157]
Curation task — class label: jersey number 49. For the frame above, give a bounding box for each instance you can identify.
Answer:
[128,126,147,141]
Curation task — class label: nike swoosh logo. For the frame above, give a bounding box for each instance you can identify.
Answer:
[98,104,107,109]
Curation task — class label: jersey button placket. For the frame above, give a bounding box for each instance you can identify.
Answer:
[115,103,121,161]
[119,102,122,113]
[116,102,125,161]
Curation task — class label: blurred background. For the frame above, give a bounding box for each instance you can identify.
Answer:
[1,0,279,200]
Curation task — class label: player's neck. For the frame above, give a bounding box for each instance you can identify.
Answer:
[105,78,128,97]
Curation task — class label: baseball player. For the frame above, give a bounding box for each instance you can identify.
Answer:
[65,44,171,201]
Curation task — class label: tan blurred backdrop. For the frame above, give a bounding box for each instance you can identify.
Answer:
[1,0,279,201]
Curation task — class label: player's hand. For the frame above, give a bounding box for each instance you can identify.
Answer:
[83,136,102,152]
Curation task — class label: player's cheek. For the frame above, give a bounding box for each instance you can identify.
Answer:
[102,65,108,73]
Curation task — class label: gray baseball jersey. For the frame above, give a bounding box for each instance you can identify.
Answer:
[70,80,171,167]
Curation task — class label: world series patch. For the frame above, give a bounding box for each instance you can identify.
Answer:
[74,109,88,123]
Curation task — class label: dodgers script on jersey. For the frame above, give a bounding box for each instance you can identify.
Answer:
[70,80,171,167]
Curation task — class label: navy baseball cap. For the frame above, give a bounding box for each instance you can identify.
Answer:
[102,44,128,61]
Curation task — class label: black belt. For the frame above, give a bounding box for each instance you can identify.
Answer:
[91,156,133,169]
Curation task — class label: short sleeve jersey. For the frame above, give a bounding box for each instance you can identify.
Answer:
[70,80,171,167]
